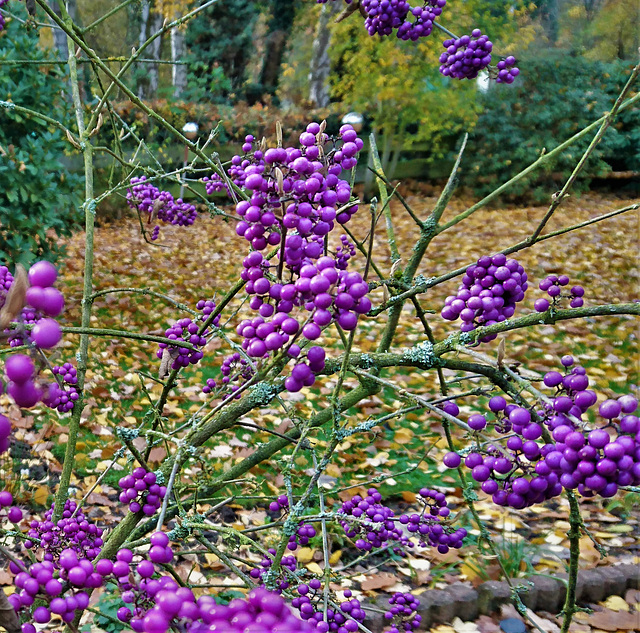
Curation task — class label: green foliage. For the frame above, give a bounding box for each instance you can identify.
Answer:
[328,1,531,160]
[85,587,128,632]
[464,53,640,201]
[0,13,82,267]
[183,0,260,102]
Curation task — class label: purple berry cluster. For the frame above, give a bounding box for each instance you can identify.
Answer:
[315,1,520,83]
[384,592,421,633]
[10,502,111,626]
[0,415,21,525]
[445,357,640,508]
[340,488,406,551]
[127,176,197,240]
[365,0,446,40]
[439,29,493,80]
[202,351,255,399]
[118,467,166,516]
[225,124,361,253]
[0,489,22,523]
[156,299,220,370]
[0,414,11,456]
[157,317,207,369]
[441,254,528,342]
[131,581,316,633]
[42,362,79,413]
[249,548,298,591]
[339,487,466,555]
[0,0,7,32]
[5,261,63,350]
[318,0,446,41]
[205,122,372,394]
[24,499,104,560]
[534,274,585,312]
[0,264,13,301]
[25,261,65,320]
[401,488,466,553]
[10,562,90,629]
[495,55,520,84]
[4,353,38,407]
[293,583,366,632]
[267,494,318,552]
[3,261,66,408]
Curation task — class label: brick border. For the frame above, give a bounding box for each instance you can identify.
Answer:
[363,563,640,630]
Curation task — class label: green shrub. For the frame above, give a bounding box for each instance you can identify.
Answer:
[0,12,82,267]
[464,52,640,201]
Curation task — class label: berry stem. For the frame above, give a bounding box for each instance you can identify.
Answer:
[560,491,582,633]
[369,133,401,264]
[52,0,95,525]
[432,20,459,40]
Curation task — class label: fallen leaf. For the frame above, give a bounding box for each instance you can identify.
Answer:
[360,572,398,591]
[602,594,629,612]
[587,608,640,631]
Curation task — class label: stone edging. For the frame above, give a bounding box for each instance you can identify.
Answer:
[363,563,640,630]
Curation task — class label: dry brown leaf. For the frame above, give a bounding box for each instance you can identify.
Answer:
[360,572,398,591]
[587,608,640,631]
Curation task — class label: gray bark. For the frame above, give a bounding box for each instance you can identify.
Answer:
[48,0,68,60]
[48,0,77,100]
[148,11,163,97]
[308,2,339,108]
[171,22,187,98]
[137,0,151,98]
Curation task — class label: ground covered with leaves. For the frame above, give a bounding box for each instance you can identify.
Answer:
[1,190,638,632]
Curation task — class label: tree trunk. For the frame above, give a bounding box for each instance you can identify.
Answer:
[171,20,187,98]
[48,0,68,60]
[539,0,559,45]
[259,0,297,97]
[48,0,78,99]
[308,1,339,108]
[137,0,151,99]
[148,11,163,97]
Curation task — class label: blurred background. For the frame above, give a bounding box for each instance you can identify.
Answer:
[0,0,639,261]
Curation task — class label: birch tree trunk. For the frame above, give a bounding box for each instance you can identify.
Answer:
[149,10,163,97]
[308,1,339,107]
[137,0,151,98]
[171,18,187,98]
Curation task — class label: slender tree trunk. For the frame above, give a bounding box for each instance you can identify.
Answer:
[149,11,163,97]
[137,0,151,98]
[171,15,187,99]
[308,2,338,107]
[539,0,559,45]
[259,0,296,97]
[48,0,78,99]
[48,0,68,60]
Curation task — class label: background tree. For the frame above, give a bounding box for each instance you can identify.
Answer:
[183,0,260,102]
[258,0,298,99]
[308,1,340,107]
